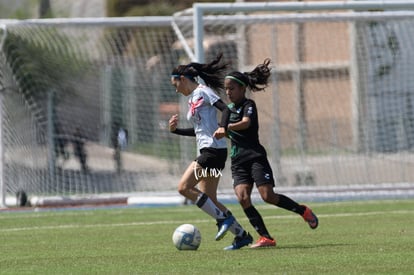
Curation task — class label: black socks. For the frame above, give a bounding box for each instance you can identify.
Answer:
[276,194,306,215]
[244,205,273,240]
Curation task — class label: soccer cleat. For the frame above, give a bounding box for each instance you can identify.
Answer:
[215,215,235,241]
[301,205,319,229]
[250,236,276,248]
[223,232,253,250]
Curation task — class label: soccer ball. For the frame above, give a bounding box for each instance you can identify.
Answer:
[172,224,201,250]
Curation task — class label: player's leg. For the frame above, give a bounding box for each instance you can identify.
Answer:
[193,147,243,241]
[254,159,318,229]
[234,182,276,248]
[257,184,318,229]
[198,177,250,244]
[232,161,275,246]
[178,161,232,233]
[214,179,256,250]
[197,172,225,211]
[195,147,228,212]
[198,175,235,219]
[177,161,201,202]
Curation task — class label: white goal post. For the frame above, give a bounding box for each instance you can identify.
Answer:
[172,0,414,192]
[0,16,186,208]
[2,1,414,207]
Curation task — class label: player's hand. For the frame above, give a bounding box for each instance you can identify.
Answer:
[213,127,226,139]
[169,114,179,132]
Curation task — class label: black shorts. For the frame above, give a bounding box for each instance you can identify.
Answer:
[196,148,227,170]
[231,157,275,187]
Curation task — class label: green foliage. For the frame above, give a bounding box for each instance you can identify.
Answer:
[106,0,234,17]
[1,199,413,274]
[0,0,38,19]
[2,28,89,113]
[124,3,177,16]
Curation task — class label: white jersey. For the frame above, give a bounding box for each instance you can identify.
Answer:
[187,84,227,151]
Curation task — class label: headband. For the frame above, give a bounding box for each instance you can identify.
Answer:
[225,75,246,86]
[171,74,195,80]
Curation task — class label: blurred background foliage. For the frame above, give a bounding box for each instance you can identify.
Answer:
[0,0,235,19]
[106,0,234,17]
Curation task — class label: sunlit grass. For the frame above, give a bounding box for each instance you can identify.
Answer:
[0,199,413,274]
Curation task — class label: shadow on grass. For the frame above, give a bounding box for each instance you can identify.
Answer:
[276,242,350,250]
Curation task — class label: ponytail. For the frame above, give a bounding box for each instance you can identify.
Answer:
[171,54,228,92]
[226,58,271,92]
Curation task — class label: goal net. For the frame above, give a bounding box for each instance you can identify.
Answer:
[0,17,188,207]
[1,2,414,207]
[171,2,414,196]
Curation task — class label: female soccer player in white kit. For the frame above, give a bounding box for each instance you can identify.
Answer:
[169,54,253,250]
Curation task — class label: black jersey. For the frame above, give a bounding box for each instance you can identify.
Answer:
[228,98,267,164]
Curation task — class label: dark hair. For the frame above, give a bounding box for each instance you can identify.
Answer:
[171,53,228,92]
[226,58,271,92]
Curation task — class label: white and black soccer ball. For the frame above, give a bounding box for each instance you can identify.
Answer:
[172,224,201,250]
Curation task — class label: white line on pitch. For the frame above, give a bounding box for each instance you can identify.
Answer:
[1,209,413,233]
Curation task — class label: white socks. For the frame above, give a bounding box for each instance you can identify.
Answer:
[196,193,226,220]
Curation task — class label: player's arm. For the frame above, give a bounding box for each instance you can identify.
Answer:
[172,128,196,136]
[213,99,231,129]
[228,102,253,131]
[213,99,230,139]
[169,114,196,136]
[228,116,250,131]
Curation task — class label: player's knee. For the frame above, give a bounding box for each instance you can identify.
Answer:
[177,183,188,196]
[237,194,250,207]
[239,200,251,209]
[261,192,278,204]
[177,186,185,196]
[261,194,272,204]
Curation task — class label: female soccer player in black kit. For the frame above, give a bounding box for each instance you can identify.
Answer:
[214,58,318,248]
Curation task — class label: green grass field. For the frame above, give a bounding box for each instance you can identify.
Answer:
[1,199,413,274]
